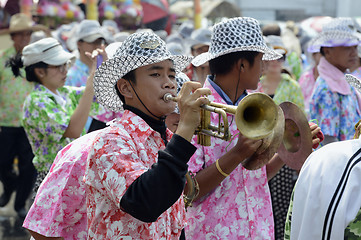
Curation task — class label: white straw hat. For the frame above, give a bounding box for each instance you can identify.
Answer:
[192,17,281,67]
[94,31,193,112]
[22,37,75,66]
[308,18,361,53]
[264,35,288,55]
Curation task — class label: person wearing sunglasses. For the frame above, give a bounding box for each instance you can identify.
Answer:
[7,37,107,198]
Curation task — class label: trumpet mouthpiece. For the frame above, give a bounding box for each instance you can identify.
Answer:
[163,93,173,102]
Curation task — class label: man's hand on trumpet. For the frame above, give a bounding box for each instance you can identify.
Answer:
[174,81,211,142]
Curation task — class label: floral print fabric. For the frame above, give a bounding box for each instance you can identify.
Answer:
[309,76,361,141]
[251,73,305,110]
[66,58,89,87]
[22,84,104,172]
[298,67,316,118]
[0,46,34,127]
[22,130,101,239]
[185,78,274,240]
[84,110,186,239]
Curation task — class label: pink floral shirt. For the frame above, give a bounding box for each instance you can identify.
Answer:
[185,78,274,239]
[298,67,317,118]
[22,130,101,239]
[84,111,186,239]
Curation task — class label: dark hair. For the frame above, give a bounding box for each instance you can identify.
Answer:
[320,47,326,56]
[6,53,48,83]
[6,53,24,78]
[262,23,281,36]
[115,69,136,104]
[25,62,48,84]
[209,51,260,75]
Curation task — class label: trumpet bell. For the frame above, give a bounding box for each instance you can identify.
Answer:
[241,105,285,170]
[235,93,279,140]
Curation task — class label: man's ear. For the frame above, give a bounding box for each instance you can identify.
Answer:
[116,78,133,99]
[237,59,245,73]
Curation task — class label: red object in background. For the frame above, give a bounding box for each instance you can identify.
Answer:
[140,0,169,24]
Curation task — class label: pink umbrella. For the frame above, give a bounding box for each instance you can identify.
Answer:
[300,16,333,37]
[141,0,169,24]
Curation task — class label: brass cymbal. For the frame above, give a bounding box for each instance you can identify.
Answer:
[277,101,313,170]
[242,105,285,170]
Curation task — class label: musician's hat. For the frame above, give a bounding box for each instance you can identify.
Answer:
[192,17,282,67]
[93,31,192,112]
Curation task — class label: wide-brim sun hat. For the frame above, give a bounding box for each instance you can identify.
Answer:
[192,17,282,67]
[264,35,288,55]
[94,31,193,112]
[0,13,48,35]
[308,17,361,53]
[22,37,75,67]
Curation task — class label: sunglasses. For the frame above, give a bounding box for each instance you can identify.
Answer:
[47,61,72,73]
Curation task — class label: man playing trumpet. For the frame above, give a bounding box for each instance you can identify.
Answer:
[184,17,322,239]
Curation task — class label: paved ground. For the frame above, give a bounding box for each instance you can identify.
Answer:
[0,184,31,240]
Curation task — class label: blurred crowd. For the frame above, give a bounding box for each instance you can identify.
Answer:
[0,4,361,239]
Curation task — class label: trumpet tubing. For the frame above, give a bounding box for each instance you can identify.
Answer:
[163,92,280,145]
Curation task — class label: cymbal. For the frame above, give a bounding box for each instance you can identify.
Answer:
[277,101,313,170]
[242,105,285,170]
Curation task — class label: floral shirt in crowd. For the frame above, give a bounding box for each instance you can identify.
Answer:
[298,67,317,118]
[0,46,34,127]
[22,84,104,172]
[185,78,274,239]
[84,111,186,239]
[66,58,89,87]
[309,76,361,141]
[22,130,101,239]
[253,73,305,110]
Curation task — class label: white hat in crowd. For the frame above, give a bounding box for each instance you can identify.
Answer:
[308,17,361,53]
[22,37,75,67]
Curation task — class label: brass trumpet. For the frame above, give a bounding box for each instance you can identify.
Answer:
[163,92,281,147]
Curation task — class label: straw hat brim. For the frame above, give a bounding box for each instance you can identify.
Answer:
[308,30,361,53]
[94,54,193,112]
[0,24,48,35]
[192,45,282,67]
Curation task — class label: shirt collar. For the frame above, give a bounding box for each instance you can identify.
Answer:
[34,84,66,107]
[207,75,247,105]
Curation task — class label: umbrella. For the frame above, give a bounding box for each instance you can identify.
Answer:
[299,16,333,37]
[140,0,169,24]
[170,0,240,21]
